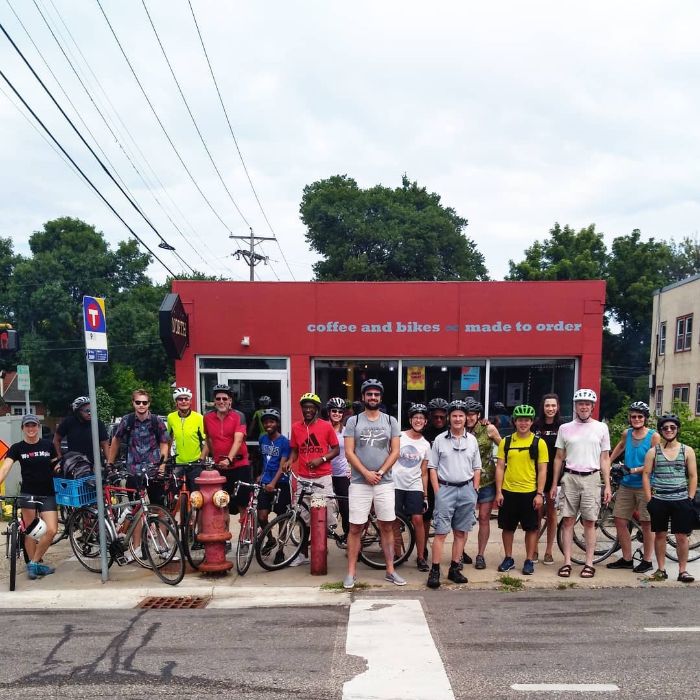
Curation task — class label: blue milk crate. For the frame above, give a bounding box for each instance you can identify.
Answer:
[53,475,97,507]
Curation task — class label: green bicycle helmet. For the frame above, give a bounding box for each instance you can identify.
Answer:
[512,404,536,419]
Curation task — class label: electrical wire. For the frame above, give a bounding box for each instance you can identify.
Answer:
[95,0,239,241]
[186,0,297,281]
[0,67,177,277]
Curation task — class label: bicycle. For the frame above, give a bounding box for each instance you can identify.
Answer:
[255,476,415,571]
[0,495,42,591]
[233,480,279,575]
[160,460,209,570]
[67,468,185,585]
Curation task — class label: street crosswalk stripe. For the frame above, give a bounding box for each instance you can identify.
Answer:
[512,684,619,692]
[644,627,700,632]
[343,598,454,700]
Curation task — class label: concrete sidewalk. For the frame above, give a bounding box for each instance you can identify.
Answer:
[1,521,697,608]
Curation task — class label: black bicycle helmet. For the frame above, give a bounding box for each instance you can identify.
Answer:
[326,397,346,410]
[71,395,90,412]
[464,398,483,414]
[447,399,469,414]
[628,401,650,418]
[657,413,681,431]
[427,398,449,412]
[212,384,233,397]
[60,451,93,479]
[260,408,281,423]
[408,403,428,418]
[258,395,272,407]
[360,379,384,394]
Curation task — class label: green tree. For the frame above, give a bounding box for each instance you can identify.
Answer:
[669,236,700,281]
[300,174,488,281]
[507,223,608,281]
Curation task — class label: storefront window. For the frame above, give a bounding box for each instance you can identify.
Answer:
[314,360,399,415]
[402,361,486,413]
[489,359,576,419]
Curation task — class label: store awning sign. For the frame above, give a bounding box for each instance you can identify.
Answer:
[160,293,189,360]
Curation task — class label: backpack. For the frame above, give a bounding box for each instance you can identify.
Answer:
[116,413,162,461]
[502,435,540,472]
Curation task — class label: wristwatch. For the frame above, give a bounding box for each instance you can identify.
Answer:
[321,456,328,463]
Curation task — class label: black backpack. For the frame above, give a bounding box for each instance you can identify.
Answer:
[502,435,540,473]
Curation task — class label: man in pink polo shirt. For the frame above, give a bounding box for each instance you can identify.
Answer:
[550,389,612,579]
[288,392,339,566]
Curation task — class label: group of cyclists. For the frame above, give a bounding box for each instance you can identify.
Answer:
[1,380,696,586]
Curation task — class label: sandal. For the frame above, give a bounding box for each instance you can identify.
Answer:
[557,564,572,578]
[580,564,596,578]
[677,571,695,583]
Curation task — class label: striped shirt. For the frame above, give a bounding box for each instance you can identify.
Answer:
[651,444,689,501]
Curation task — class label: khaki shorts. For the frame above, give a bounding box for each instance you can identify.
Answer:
[612,484,650,522]
[560,471,601,522]
[294,474,338,527]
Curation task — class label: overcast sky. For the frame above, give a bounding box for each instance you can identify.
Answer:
[1,0,699,282]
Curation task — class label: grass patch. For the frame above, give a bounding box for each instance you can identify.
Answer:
[497,574,524,592]
[556,581,577,590]
[320,581,370,591]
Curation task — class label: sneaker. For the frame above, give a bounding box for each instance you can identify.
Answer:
[337,535,348,550]
[497,556,515,572]
[427,567,440,589]
[289,553,309,567]
[522,559,535,576]
[632,559,653,574]
[532,551,539,564]
[475,554,486,570]
[606,558,633,569]
[384,571,407,586]
[448,564,468,584]
[650,568,668,581]
[416,557,430,572]
[543,553,555,565]
[461,552,473,565]
[27,562,40,580]
[343,574,356,590]
[34,562,55,576]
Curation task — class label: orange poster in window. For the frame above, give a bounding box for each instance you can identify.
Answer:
[406,366,425,391]
[0,438,8,462]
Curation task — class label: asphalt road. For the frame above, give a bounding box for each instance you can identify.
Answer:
[2,589,698,699]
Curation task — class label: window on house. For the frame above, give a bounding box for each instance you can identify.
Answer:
[696,384,700,416]
[675,315,692,352]
[655,388,663,415]
[672,384,690,405]
[658,322,666,356]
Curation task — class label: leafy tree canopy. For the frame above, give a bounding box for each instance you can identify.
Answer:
[300,174,488,281]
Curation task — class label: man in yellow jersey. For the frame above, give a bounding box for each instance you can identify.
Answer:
[166,387,207,490]
[495,404,548,576]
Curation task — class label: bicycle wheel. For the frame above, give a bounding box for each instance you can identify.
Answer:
[182,506,205,570]
[557,512,618,565]
[666,529,700,563]
[358,513,415,570]
[129,505,177,568]
[8,521,17,592]
[68,507,114,573]
[143,517,185,585]
[51,506,72,545]
[236,509,256,576]
[255,511,306,571]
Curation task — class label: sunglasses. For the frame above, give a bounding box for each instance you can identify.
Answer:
[364,392,382,397]
[329,408,344,414]
[661,424,678,431]
[176,397,190,402]
[214,396,230,401]
[134,400,149,406]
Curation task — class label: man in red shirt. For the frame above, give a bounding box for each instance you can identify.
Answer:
[204,384,250,519]
[288,392,339,566]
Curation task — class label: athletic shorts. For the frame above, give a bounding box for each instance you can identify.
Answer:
[647,497,695,535]
[612,485,650,522]
[477,483,496,504]
[422,480,435,522]
[125,474,166,508]
[19,494,57,512]
[257,482,291,515]
[433,482,477,535]
[395,489,424,517]
[497,490,539,532]
[349,481,395,524]
[543,464,560,494]
[560,471,601,522]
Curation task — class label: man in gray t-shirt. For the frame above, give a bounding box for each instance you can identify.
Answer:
[343,379,402,589]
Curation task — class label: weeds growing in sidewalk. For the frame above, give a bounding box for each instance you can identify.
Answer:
[497,574,524,592]
[321,581,370,591]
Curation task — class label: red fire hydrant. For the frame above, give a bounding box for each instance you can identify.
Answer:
[310,495,328,575]
[193,467,233,574]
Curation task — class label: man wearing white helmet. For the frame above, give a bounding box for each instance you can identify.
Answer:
[53,396,109,465]
[166,387,207,490]
[550,388,612,579]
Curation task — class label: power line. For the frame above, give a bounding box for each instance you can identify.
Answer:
[0,21,194,273]
[43,0,235,277]
[95,0,239,241]
[186,0,297,281]
[0,68,177,277]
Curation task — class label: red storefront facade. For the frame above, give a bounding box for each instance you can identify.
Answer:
[172,280,606,436]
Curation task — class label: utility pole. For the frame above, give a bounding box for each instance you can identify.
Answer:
[230,228,275,281]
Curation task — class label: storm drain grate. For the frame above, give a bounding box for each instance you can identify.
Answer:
[137,595,210,610]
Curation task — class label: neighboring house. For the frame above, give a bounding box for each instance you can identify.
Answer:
[0,370,46,418]
[649,273,700,416]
